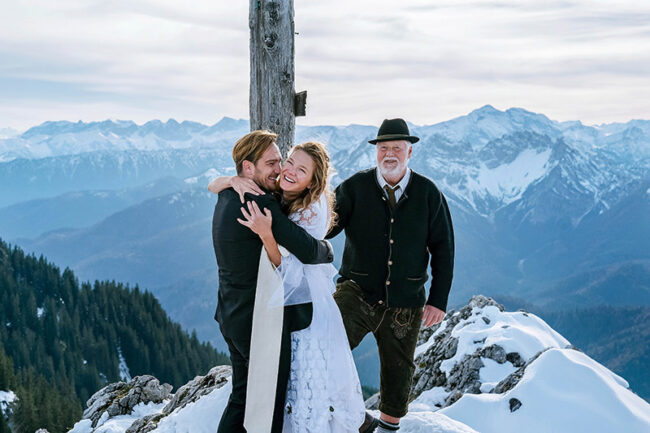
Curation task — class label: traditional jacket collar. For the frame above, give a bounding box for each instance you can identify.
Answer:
[375,167,412,192]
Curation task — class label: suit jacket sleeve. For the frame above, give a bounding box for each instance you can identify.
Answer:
[246,193,333,265]
[426,189,455,311]
[326,180,352,239]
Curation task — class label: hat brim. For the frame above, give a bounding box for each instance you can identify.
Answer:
[369,134,420,145]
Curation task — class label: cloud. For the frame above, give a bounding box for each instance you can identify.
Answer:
[0,0,648,129]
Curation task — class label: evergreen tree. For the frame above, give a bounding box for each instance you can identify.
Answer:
[0,238,230,432]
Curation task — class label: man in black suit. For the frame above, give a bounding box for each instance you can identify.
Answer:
[212,130,334,433]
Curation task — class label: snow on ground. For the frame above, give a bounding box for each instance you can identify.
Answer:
[472,148,552,204]
[151,381,231,433]
[65,302,650,433]
[478,358,517,393]
[69,401,167,433]
[438,348,650,433]
[437,305,569,375]
[0,390,16,414]
[117,347,131,382]
[371,409,478,433]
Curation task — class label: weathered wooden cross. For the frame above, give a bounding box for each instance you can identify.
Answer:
[249,0,306,157]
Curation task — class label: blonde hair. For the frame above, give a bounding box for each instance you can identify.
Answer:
[282,141,337,230]
[232,130,278,175]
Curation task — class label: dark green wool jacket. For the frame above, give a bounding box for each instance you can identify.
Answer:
[327,168,455,311]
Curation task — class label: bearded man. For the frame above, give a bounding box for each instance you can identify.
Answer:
[327,118,455,433]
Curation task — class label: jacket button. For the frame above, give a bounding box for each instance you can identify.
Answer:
[388,260,393,266]
[391,218,394,223]
[386,280,391,285]
[389,239,394,244]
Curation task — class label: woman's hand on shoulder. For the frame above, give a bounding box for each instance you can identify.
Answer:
[231,176,264,202]
[237,200,273,238]
[207,175,264,202]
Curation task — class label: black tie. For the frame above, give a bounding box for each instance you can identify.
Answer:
[384,185,398,209]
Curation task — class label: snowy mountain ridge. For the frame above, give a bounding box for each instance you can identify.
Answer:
[2,106,647,221]
[65,296,650,433]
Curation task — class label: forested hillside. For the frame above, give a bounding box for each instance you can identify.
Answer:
[0,239,228,433]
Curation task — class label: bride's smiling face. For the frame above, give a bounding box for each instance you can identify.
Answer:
[279,149,315,194]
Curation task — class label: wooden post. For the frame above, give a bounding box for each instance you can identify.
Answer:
[249,0,302,157]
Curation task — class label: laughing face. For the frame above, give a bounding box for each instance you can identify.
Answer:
[252,143,282,191]
[377,139,412,182]
[279,149,315,195]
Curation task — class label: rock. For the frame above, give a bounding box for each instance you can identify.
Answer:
[125,366,231,433]
[163,365,231,414]
[125,413,166,433]
[82,375,173,427]
[506,351,525,367]
[480,344,506,364]
[365,392,380,410]
[445,355,484,405]
[509,397,522,412]
[410,295,506,406]
[492,348,549,394]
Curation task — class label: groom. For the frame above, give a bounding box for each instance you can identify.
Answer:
[328,118,455,433]
[212,130,334,433]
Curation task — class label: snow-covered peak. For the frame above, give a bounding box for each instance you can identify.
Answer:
[422,105,559,149]
[438,348,650,433]
[400,295,650,432]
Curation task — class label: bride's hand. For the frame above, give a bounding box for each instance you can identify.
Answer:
[231,176,264,203]
[237,201,273,238]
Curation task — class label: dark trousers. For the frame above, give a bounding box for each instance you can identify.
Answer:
[217,304,312,433]
[333,280,423,418]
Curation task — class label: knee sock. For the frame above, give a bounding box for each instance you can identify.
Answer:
[376,419,400,432]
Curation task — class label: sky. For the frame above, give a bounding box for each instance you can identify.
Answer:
[1,0,649,130]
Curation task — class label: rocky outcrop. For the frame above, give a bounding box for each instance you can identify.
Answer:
[409,295,516,407]
[125,365,231,433]
[83,375,173,428]
[366,295,560,410]
[71,364,233,432]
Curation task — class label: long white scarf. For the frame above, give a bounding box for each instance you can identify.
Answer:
[243,246,289,433]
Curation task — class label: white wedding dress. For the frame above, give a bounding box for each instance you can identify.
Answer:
[276,192,366,433]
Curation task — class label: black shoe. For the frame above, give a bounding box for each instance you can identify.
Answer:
[359,412,380,433]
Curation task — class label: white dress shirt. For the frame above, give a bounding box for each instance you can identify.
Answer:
[376,167,412,202]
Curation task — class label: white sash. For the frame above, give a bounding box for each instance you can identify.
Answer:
[243,246,289,433]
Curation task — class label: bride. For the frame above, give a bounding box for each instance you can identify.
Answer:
[211,141,366,432]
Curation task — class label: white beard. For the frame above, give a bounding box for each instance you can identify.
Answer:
[379,157,408,179]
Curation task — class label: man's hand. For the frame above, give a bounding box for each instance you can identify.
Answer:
[422,305,445,328]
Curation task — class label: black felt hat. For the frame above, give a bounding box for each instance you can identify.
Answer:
[368,118,419,144]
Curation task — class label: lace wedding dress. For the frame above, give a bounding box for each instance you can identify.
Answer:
[277,192,366,433]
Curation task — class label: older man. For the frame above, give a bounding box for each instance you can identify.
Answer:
[327,118,455,433]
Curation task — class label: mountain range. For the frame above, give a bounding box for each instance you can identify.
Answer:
[1,105,648,396]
